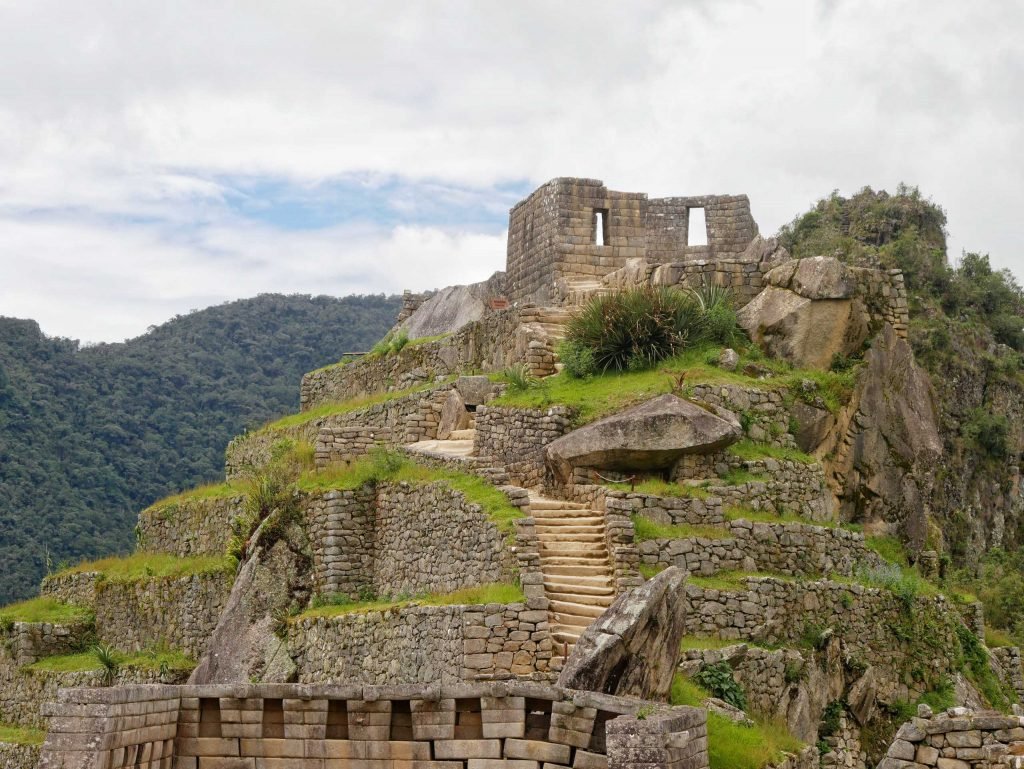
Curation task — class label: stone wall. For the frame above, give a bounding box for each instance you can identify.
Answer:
[304,482,518,601]
[506,178,758,305]
[41,571,232,661]
[879,707,1024,769]
[688,383,797,449]
[475,405,575,489]
[39,682,708,769]
[225,383,450,479]
[290,602,555,684]
[137,494,244,557]
[993,647,1024,701]
[0,619,93,667]
[0,740,39,769]
[300,308,520,407]
[606,490,725,527]
[638,518,885,578]
[0,649,186,730]
[682,577,962,702]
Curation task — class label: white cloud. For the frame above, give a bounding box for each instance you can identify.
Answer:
[0,0,1021,340]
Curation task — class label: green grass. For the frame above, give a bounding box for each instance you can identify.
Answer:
[143,482,241,513]
[670,674,804,769]
[0,597,93,625]
[639,564,666,580]
[689,571,793,591]
[405,333,451,348]
[295,582,525,620]
[632,516,730,542]
[865,535,908,566]
[27,647,195,674]
[493,344,856,425]
[606,479,710,499]
[986,627,1015,648]
[726,440,814,465]
[0,723,46,746]
[260,379,446,432]
[298,454,524,533]
[52,553,234,582]
[715,469,769,486]
[680,636,744,652]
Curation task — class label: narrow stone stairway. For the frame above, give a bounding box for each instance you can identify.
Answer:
[405,415,476,459]
[529,494,617,654]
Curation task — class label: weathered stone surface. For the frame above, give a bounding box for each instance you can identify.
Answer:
[544,395,741,482]
[737,283,869,370]
[718,348,739,371]
[437,389,471,440]
[558,567,687,701]
[846,666,877,725]
[457,375,496,406]
[789,401,835,454]
[403,284,486,339]
[830,325,943,550]
[766,255,856,300]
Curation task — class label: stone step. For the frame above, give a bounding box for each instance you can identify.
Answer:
[529,498,588,510]
[405,439,474,458]
[548,598,614,617]
[544,572,615,586]
[532,510,600,521]
[533,518,606,529]
[550,610,598,628]
[535,531,605,543]
[551,628,581,647]
[539,551,610,564]
[540,561,610,573]
[538,535,607,547]
[532,528,602,536]
[447,428,476,441]
[544,581,616,597]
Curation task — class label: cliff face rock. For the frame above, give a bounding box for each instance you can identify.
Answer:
[558,566,687,701]
[829,325,943,549]
[543,395,742,483]
[738,256,870,369]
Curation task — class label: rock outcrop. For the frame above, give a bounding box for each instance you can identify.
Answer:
[738,256,870,369]
[829,325,943,550]
[558,566,687,701]
[544,395,741,483]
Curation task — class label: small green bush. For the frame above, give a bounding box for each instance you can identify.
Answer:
[693,661,747,711]
[556,340,597,379]
[563,286,710,374]
[501,363,538,392]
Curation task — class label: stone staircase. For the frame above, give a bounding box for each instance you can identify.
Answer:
[529,494,616,654]
[561,276,613,305]
[405,416,477,460]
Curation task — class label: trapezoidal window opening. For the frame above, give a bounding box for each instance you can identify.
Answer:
[594,208,609,246]
[687,207,708,246]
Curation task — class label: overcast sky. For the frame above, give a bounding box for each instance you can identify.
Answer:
[0,1,1021,343]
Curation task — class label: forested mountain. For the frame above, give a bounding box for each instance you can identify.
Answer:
[0,293,400,603]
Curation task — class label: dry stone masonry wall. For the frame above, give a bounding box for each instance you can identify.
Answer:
[136,495,244,557]
[682,577,961,703]
[506,178,759,305]
[40,571,231,661]
[475,405,575,489]
[304,482,517,601]
[879,707,1024,769]
[638,518,886,579]
[38,682,710,769]
[290,602,556,684]
[0,740,38,769]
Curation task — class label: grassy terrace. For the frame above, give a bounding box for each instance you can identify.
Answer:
[0,723,46,747]
[143,481,243,513]
[670,674,803,769]
[725,440,814,465]
[259,377,450,432]
[604,478,711,499]
[27,647,195,674]
[51,553,235,582]
[0,597,93,625]
[298,452,524,534]
[295,582,525,621]
[493,344,856,425]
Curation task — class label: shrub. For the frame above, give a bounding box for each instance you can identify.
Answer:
[557,340,597,379]
[501,363,538,392]
[563,286,708,374]
[693,661,747,710]
[92,644,120,686]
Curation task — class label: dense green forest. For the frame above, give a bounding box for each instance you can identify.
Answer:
[0,293,399,603]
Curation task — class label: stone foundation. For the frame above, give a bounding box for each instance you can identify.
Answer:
[38,682,708,769]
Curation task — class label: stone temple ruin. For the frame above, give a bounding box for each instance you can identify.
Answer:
[506,178,759,306]
[0,178,1019,769]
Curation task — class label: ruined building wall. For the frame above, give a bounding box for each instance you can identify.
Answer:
[506,178,759,305]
